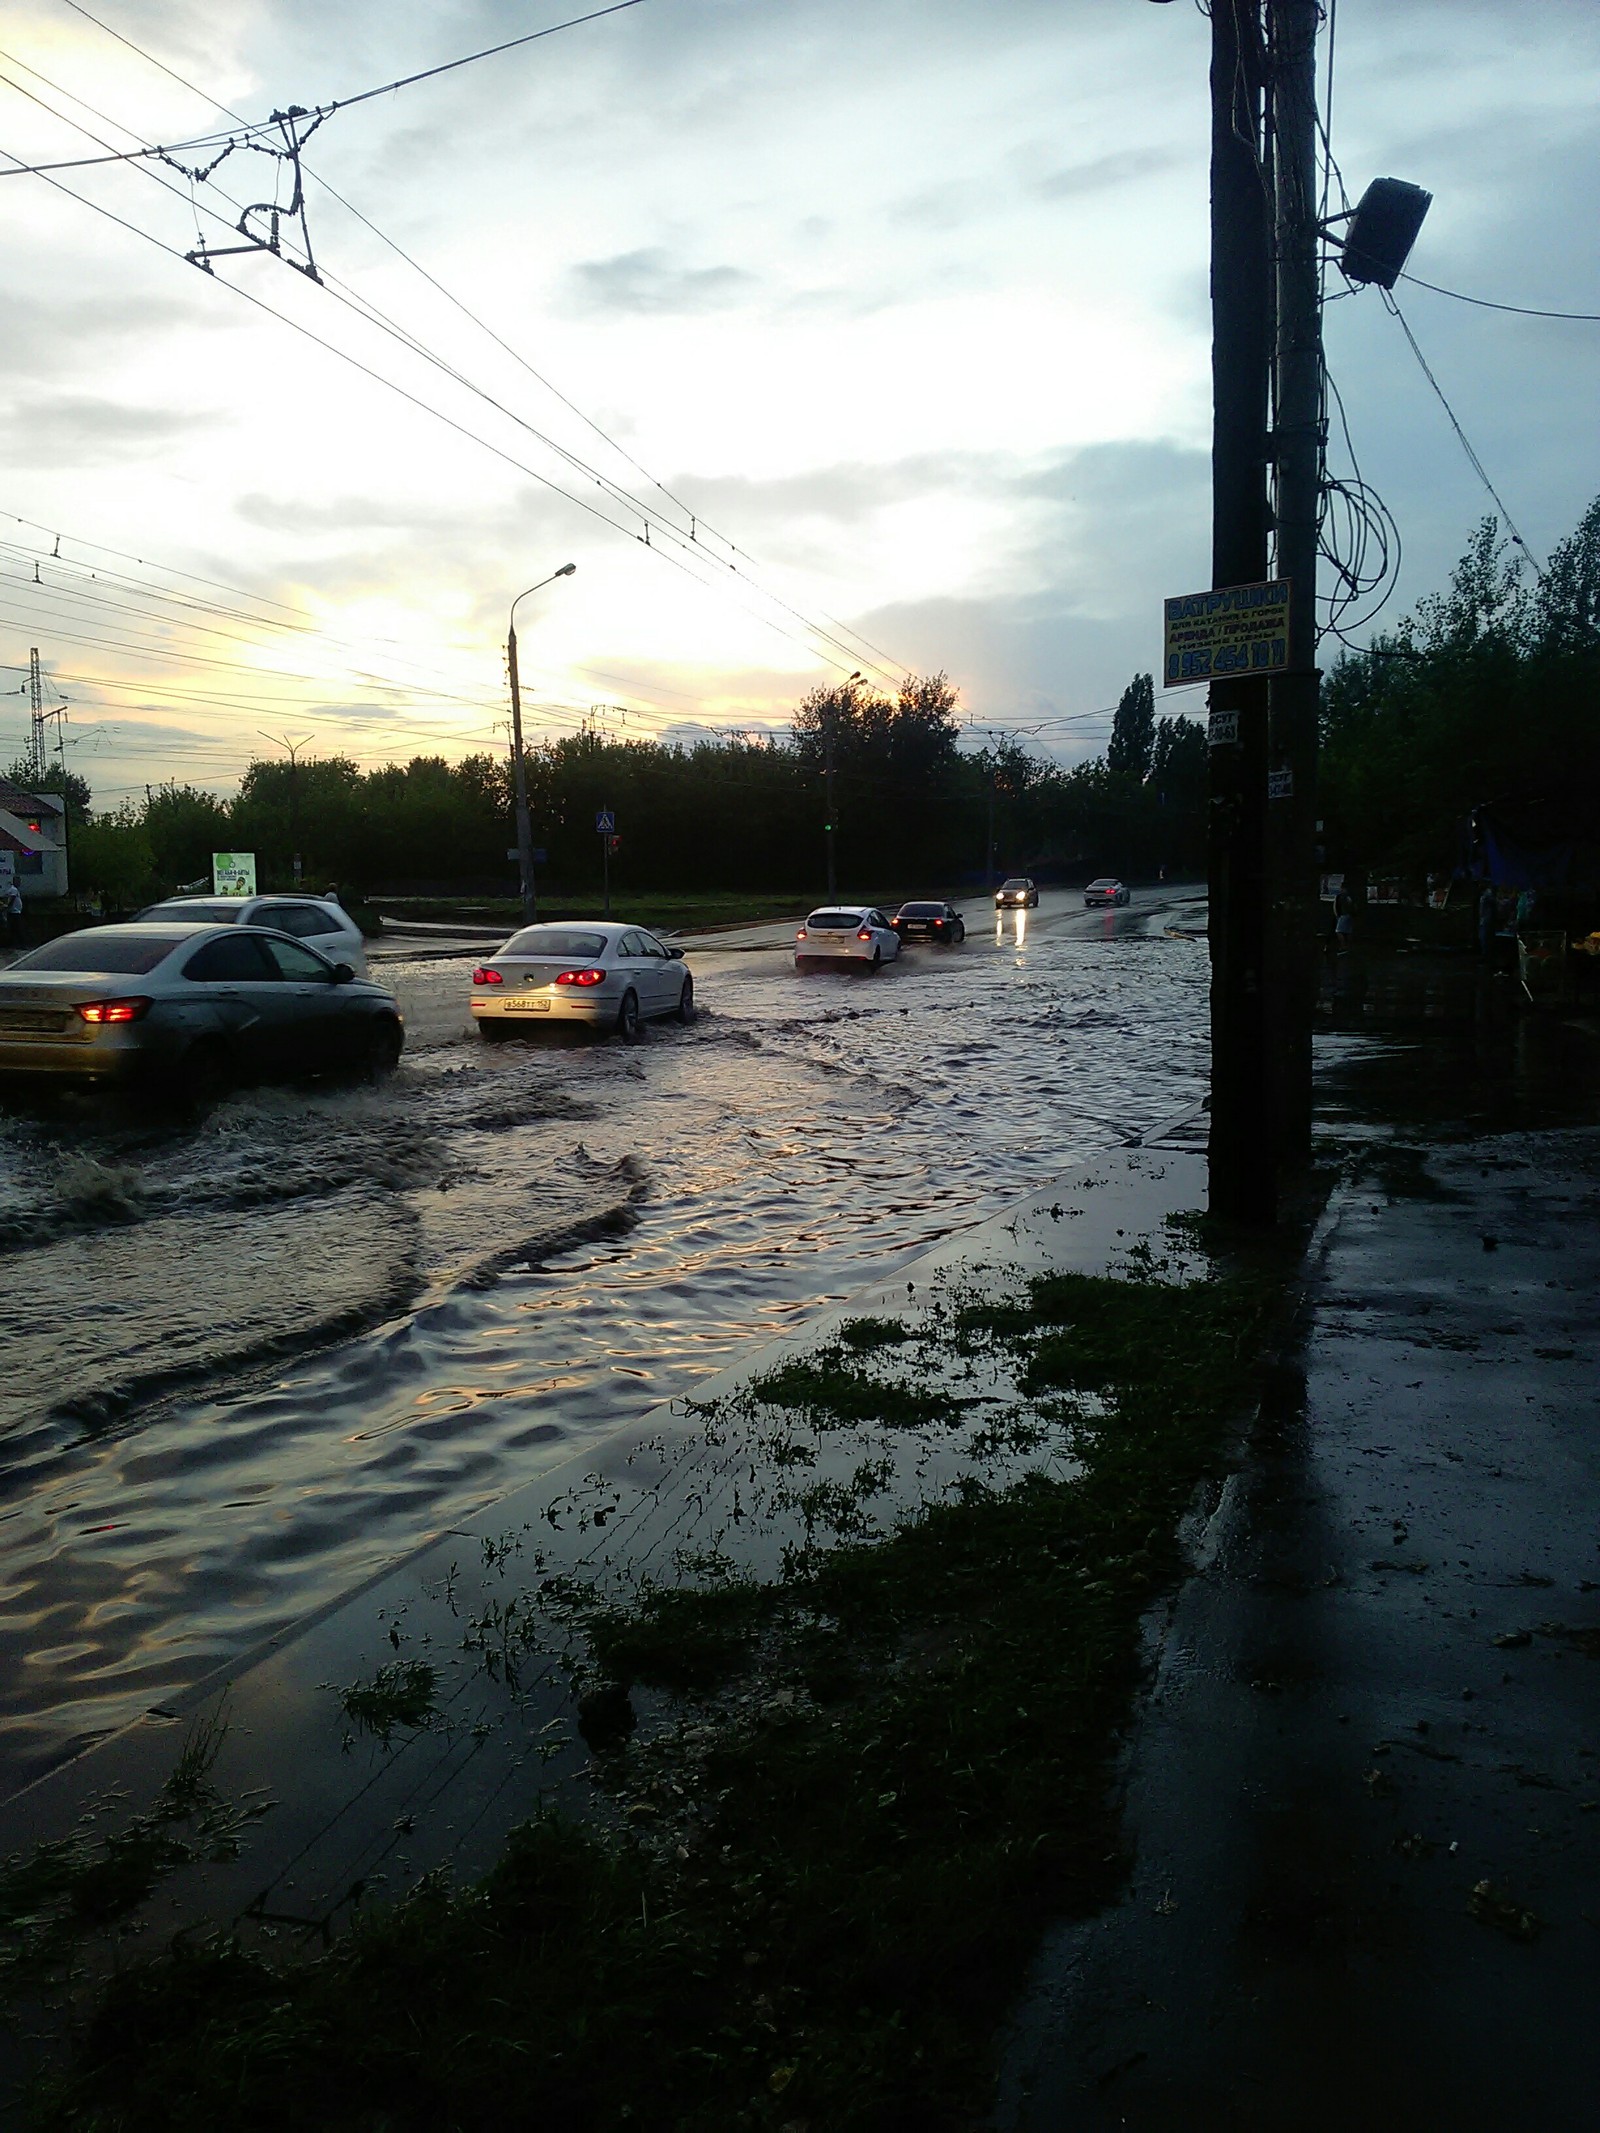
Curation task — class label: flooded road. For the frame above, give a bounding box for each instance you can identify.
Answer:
[0,889,1206,1793]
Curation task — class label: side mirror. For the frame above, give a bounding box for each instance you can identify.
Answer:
[331,962,355,984]
[668,945,686,960]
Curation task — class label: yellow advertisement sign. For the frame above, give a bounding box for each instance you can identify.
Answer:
[1164,578,1290,688]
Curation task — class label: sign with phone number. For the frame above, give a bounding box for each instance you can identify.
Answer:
[1163,579,1290,687]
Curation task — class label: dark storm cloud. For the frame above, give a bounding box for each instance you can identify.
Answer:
[3,395,197,467]
[566,248,756,316]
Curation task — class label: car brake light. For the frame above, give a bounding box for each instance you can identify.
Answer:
[77,997,151,1025]
[555,967,606,987]
[472,966,503,985]
[857,928,872,941]
[796,928,807,939]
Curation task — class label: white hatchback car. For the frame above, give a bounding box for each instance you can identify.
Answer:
[472,921,693,1040]
[794,906,902,973]
[138,894,368,977]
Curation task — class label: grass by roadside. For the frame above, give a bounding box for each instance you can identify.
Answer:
[22,1243,1285,2133]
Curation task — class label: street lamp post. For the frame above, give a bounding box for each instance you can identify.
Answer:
[507,564,577,921]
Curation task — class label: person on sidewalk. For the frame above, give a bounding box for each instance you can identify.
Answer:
[1478,881,1498,958]
[2,880,23,949]
[1334,884,1354,954]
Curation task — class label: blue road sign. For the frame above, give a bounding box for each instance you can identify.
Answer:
[596,809,616,835]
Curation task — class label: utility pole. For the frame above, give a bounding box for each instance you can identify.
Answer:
[987,771,997,892]
[1206,0,1276,1224]
[506,626,537,922]
[1267,0,1323,1162]
[506,564,577,924]
[28,649,44,781]
[259,732,314,885]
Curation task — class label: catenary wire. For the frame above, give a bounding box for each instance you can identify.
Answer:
[21,13,911,688]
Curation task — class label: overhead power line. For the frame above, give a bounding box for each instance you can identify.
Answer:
[5,15,910,690]
[1400,272,1600,325]
[1381,289,1543,575]
[1,0,652,177]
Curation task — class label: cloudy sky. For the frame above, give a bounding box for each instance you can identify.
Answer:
[1,0,1596,802]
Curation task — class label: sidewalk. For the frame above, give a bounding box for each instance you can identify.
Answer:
[996,974,1600,2130]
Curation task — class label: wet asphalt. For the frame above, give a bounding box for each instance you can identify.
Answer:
[996,958,1600,2132]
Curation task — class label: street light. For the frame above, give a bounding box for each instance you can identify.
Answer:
[507,563,577,921]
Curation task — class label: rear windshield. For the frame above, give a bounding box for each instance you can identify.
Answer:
[502,927,608,959]
[10,932,180,975]
[898,903,945,917]
[1001,879,1030,890]
[806,911,863,930]
[1088,879,1118,889]
[139,900,242,924]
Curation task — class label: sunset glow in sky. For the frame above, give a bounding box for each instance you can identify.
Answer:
[1,0,1596,802]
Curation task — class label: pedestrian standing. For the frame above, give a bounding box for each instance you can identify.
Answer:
[3,880,22,950]
[1478,882,1498,958]
[1334,883,1354,954]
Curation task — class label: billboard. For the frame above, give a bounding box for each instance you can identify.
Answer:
[1164,579,1290,688]
[212,851,257,898]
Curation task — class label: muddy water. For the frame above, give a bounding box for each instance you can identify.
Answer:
[0,902,1206,1793]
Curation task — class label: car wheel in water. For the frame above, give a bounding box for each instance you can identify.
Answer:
[365,1019,403,1079]
[177,1038,228,1110]
[954,923,966,944]
[478,1019,512,1043]
[616,988,641,1042]
[866,949,881,974]
[676,973,696,1024]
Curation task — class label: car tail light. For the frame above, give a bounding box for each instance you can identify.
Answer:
[796,927,807,940]
[76,997,151,1025]
[472,966,503,985]
[857,928,872,941]
[555,967,606,987]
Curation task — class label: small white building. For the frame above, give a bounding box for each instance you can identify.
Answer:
[0,779,68,900]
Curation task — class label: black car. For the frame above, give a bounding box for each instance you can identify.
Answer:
[995,877,1038,910]
[891,901,966,945]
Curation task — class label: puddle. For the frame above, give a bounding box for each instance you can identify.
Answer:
[0,920,1207,1794]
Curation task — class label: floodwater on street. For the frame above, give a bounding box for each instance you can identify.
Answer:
[0,889,1207,1794]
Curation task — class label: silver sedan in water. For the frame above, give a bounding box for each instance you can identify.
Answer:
[0,923,404,1099]
[471,921,694,1041]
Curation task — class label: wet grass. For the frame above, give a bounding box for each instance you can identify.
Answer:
[0,1706,270,1991]
[749,1341,959,1432]
[340,1660,440,1744]
[28,1260,1282,2133]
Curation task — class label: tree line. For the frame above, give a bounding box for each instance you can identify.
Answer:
[1320,496,1600,882]
[32,670,1208,910]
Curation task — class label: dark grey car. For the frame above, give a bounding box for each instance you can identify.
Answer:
[0,923,403,1100]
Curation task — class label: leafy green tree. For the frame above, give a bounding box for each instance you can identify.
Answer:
[1107,673,1155,782]
[72,802,155,910]
[4,758,91,824]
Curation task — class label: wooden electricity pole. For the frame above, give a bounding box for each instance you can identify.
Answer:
[1267,0,1324,1162]
[1206,0,1275,1224]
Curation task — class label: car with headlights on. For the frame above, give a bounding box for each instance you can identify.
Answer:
[890,900,966,945]
[471,922,693,1041]
[0,923,403,1101]
[994,876,1038,910]
[794,906,901,973]
[137,893,368,976]
[1083,877,1131,908]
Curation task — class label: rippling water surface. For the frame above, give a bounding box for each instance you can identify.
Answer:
[0,900,1206,1790]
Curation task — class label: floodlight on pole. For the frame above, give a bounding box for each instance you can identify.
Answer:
[506,565,578,921]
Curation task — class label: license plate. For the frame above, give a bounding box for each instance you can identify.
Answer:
[504,999,550,1012]
[0,1012,63,1033]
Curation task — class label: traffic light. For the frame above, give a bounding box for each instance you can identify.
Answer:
[608,835,621,853]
